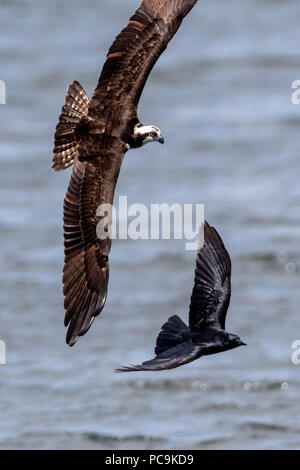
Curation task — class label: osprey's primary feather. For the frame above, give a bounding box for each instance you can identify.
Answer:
[53,0,199,346]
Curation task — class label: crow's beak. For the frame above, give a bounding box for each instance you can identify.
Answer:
[158,136,165,145]
[241,341,247,346]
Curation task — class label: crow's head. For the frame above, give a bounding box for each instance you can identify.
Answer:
[224,333,246,350]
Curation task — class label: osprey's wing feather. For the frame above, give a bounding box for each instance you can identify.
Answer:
[116,341,202,372]
[189,222,232,332]
[63,147,124,346]
[89,0,199,114]
[57,0,200,347]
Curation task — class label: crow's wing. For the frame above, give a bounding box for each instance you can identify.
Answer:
[189,222,232,331]
[116,341,202,372]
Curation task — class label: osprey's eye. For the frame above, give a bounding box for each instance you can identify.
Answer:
[150,131,156,137]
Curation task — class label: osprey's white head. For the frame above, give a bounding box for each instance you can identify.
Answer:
[133,124,165,147]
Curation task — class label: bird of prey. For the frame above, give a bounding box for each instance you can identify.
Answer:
[52,0,199,346]
[116,222,246,372]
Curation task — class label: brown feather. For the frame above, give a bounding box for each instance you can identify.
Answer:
[54,0,199,345]
[52,81,89,171]
[89,0,199,117]
[62,144,124,346]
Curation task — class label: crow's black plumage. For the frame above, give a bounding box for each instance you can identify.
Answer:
[116,222,246,372]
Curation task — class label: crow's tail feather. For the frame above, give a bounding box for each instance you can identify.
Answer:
[154,315,191,355]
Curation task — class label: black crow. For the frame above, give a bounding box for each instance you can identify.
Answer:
[116,222,246,372]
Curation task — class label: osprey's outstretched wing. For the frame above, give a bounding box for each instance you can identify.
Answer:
[63,146,125,346]
[189,222,232,332]
[89,0,199,115]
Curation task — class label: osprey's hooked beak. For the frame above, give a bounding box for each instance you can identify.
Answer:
[158,136,165,145]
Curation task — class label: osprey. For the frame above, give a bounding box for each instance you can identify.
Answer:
[116,222,246,372]
[52,0,199,346]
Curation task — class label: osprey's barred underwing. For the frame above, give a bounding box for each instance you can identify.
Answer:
[52,0,199,346]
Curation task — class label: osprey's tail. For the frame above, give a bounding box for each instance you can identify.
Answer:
[52,81,89,171]
[154,315,191,355]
